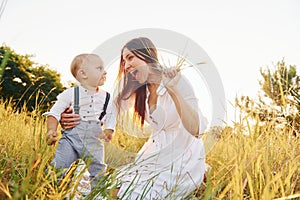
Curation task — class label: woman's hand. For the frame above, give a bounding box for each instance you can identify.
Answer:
[60,108,80,129]
[162,67,181,89]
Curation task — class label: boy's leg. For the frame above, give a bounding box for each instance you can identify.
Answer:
[85,143,107,190]
[49,136,78,191]
[51,136,77,170]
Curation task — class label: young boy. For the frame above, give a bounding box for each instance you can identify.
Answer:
[44,53,116,189]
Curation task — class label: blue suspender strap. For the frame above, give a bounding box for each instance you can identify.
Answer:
[73,87,109,121]
[74,86,80,114]
[99,92,110,121]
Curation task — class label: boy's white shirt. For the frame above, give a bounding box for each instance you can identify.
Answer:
[43,85,116,130]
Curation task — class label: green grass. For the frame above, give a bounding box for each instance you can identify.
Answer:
[0,101,299,199]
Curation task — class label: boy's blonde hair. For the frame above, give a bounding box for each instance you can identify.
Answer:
[70,53,103,80]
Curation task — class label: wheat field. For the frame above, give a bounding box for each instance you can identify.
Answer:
[0,102,299,199]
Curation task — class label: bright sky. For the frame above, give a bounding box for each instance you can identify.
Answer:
[1,0,299,124]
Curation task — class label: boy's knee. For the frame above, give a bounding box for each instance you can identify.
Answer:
[89,162,107,178]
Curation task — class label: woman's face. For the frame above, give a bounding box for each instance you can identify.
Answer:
[122,48,149,84]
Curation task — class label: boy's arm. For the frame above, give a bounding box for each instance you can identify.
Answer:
[46,116,59,145]
[103,98,117,130]
[102,98,117,142]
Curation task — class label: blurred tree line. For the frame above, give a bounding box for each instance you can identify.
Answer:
[0,45,64,113]
[1,44,299,136]
[236,59,300,136]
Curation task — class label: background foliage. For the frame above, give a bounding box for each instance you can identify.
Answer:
[0,45,64,113]
[236,59,300,137]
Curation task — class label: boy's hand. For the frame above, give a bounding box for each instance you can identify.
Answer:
[46,130,57,145]
[99,129,114,142]
[104,129,114,142]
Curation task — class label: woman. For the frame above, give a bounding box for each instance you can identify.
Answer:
[61,37,207,199]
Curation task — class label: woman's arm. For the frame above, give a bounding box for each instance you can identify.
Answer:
[167,87,200,135]
[163,68,200,136]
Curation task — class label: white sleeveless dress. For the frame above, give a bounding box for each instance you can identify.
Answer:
[117,77,207,199]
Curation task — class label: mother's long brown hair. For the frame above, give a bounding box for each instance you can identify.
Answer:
[115,37,161,126]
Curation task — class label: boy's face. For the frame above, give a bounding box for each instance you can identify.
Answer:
[98,70,107,86]
[82,56,105,87]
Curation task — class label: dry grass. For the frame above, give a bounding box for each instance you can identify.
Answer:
[201,123,300,199]
[0,101,299,199]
